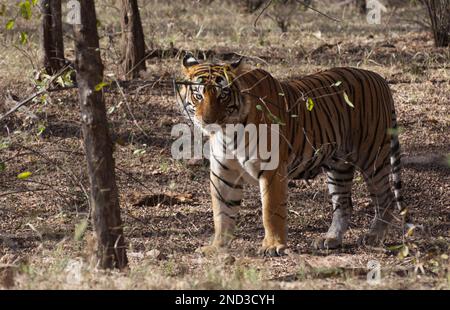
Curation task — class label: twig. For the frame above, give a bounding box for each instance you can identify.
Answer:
[254,0,341,28]
[115,165,155,193]
[295,0,341,22]
[13,143,89,202]
[254,0,274,28]
[113,78,150,138]
[399,18,431,29]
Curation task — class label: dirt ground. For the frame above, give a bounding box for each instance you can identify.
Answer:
[0,1,449,289]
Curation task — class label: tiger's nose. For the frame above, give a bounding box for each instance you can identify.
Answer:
[202,116,217,124]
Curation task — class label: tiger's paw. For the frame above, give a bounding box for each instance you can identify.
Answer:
[312,236,342,250]
[195,244,227,257]
[258,244,287,257]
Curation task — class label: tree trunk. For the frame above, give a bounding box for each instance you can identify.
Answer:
[356,0,366,14]
[421,0,450,47]
[120,0,147,79]
[73,0,128,269]
[40,0,65,74]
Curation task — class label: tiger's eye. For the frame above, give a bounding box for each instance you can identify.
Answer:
[194,93,203,101]
[219,88,230,99]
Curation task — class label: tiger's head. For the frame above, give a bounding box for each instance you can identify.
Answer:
[176,53,249,130]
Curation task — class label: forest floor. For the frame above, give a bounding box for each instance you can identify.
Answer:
[0,1,449,289]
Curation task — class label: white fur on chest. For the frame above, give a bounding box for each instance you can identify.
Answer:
[209,130,261,186]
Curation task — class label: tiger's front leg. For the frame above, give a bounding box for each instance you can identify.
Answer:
[259,166,288,257]
[198,157,244,255]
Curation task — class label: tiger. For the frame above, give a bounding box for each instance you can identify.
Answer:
[175,53,404,256]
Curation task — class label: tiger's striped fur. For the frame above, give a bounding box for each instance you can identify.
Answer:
[176,54,403,255]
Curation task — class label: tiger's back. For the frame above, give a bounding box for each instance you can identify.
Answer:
[284,68,397,179]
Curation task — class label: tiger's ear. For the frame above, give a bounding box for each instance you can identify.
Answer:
[230,57,244,70]
[183,53,199,68]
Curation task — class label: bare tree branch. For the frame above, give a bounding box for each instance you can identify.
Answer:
[254,0,341,29]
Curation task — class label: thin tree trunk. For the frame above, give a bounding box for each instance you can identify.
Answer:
[356,0,366,14]
[120,0,147,79]
[422,0,450,47]
[40,0,65,74]
[73,0,128,269]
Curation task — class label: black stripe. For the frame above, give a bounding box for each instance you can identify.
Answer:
[327,175,353,183]
[393,181,402,189]
[211,170,243,189]
[257,169,265,179]
[213,155,229,170]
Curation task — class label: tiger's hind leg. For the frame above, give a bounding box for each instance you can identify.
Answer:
[313,161,355,250]
[360,159,396,246]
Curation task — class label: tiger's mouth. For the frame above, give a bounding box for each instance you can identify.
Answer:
[195,115,227,128]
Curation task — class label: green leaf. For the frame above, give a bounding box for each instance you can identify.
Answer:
[256,105,263,111]
[62,70,74,87]
[400,208,408,216]
[107,106,116,114]
[387,127,403,136]
[405,224,416,237]
[56,76,65,87]
[19,1,32,20]
[397,245,409,259]
[37,124,46,136]
[0,140,10,150]
[41,73,52,81]
[343,91,354,108]
[17,171,32,179]
[6,19,15,30]
[306,97,314,111]
[0,162,5,172]
[133,149,146,156]
[314,148,322,157]
[40,94,48,104]
[271,114,285,126]
[95,82,109,91]
[74,219,89,241]
[20,31,28,45]
[386,244,404,251]
[332,81,342,87]
[31,0,38,5]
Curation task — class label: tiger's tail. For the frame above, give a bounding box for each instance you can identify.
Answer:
[389,110,404,215]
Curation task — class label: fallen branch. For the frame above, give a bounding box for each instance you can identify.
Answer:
[0,188,49,198]
[0,66,73,123]
[0,89,47,122]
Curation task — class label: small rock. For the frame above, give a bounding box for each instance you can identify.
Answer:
[186,158,204,166]
[127,252,145,259]
[146,249,165,260]
[222,254,236,266]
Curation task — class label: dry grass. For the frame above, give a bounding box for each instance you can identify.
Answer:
[0,0,449,289]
